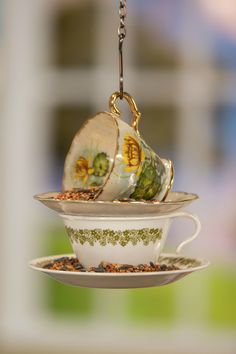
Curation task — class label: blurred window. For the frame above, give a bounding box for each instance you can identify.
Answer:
[53,2,96,67]
[40,0,236,334]
[133,20,180,69]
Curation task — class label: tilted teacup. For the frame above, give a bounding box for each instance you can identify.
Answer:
[62,92,174,201]
[61,211,201,268]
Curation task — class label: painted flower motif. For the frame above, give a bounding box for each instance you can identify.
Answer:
[93,152,109,177]
[122,134,145,176]
[74,156,94,183]
[66,226,163,247]
[130,159,161,200]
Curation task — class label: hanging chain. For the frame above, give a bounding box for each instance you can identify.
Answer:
[118,0,127,99]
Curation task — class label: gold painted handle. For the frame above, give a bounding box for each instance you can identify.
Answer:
[109,92,141,133]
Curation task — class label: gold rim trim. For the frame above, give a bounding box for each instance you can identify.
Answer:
[109,92,141,134]
[162,161,175,202]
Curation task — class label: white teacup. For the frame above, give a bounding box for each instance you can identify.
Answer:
[62,92,173,201]
[61,211,201,268]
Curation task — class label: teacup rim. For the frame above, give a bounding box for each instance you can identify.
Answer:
[62,111,119,197]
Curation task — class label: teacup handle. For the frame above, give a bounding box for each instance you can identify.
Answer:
[109,91,141,134]
[168,211,201,254]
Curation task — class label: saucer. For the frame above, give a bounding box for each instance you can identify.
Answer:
[29,253,209,289]
[34,191,198,217]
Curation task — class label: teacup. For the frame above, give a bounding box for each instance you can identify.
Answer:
[62,92,174,201]
[61,211,201,268]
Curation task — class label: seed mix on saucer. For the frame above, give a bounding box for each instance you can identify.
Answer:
[43,257,179,273]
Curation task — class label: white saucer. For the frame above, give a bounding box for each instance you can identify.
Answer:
[29,253,209,289]
[34,191,198,216]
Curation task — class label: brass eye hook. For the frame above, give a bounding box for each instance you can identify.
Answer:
[109,92,141,134]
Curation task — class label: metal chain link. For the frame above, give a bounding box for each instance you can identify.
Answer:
[118,0,127,99]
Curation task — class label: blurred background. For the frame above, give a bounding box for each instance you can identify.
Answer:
[0,0,236,353]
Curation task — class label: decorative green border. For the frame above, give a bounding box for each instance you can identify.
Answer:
[66,227,163,247]
[159,256,201,268]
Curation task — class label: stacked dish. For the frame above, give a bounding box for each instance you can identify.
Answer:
[30,93,209,288]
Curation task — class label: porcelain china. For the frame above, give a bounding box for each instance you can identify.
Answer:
[62,92,173,201]
[34,191,198,217]
[60,211,201,268]
[29,253,209,289]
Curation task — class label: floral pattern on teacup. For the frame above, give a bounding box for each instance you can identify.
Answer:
[74,156,94,183]
[122,134,145,177]
[130,143,166,200]
[66,226,163,247]
[73,152,110,187]
[115,134,167,200]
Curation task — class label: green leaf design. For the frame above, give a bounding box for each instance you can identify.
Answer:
[131,154,165,200]
[93,152,109,177]
[66,227,163,247]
